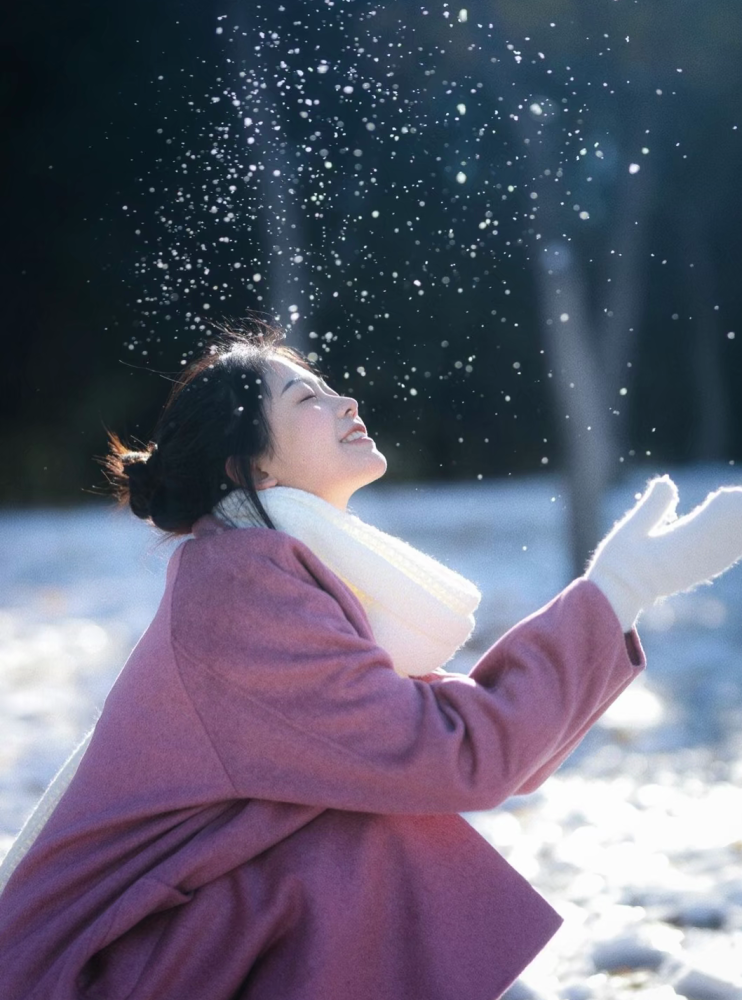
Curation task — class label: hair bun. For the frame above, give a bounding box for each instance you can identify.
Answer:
[122,447,158,520]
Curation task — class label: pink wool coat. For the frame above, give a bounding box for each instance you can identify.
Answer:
[0,515,645,1000]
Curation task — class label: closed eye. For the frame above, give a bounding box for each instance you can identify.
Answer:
[300,392,317,402]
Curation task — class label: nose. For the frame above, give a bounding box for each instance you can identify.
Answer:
[339,395,358,417]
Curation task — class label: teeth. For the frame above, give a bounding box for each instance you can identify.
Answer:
[343,430,365,442]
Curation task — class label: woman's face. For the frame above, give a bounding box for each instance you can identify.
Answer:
[252,356,387,510]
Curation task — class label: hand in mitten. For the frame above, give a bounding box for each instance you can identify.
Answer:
[586,475,742,631]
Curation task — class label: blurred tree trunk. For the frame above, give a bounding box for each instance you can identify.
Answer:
[601,160,656,460]
[534,243,614,573]
[236,42,308,352]
[505,112,654,574]
[682,214,730,461]
[482,28,657,574]
[260,137,309,352]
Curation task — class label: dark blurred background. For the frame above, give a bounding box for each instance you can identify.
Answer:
[3,0,742,566]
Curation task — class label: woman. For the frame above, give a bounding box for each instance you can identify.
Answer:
[1,323,741,1000]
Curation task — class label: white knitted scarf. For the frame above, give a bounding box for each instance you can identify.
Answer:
[215,486,481,678]
[0,486,480,895]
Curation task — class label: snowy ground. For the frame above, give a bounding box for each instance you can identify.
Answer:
[1,466,741,999]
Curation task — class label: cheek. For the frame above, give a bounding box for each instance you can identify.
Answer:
[307,405,339,434]
[277,408,335,470]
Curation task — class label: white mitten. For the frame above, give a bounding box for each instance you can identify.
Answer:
[586,475,742,631]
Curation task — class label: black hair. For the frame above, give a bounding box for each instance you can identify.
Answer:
[103,319,316,534]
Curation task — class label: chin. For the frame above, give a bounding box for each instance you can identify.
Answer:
[368,448,388,481]
[351,451,387,494]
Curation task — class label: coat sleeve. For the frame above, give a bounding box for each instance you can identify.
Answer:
[171,535,645,815]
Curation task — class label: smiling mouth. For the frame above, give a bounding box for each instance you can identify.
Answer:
[341,430,371,444]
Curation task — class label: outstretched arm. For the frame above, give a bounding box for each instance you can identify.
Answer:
[173,534,642,816]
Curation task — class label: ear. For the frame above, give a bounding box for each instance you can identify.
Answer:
[225,456,279,492]
[253,467,279,492]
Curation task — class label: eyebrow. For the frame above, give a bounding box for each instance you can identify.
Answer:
[280,375,314,396]
[281,372,329,396]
